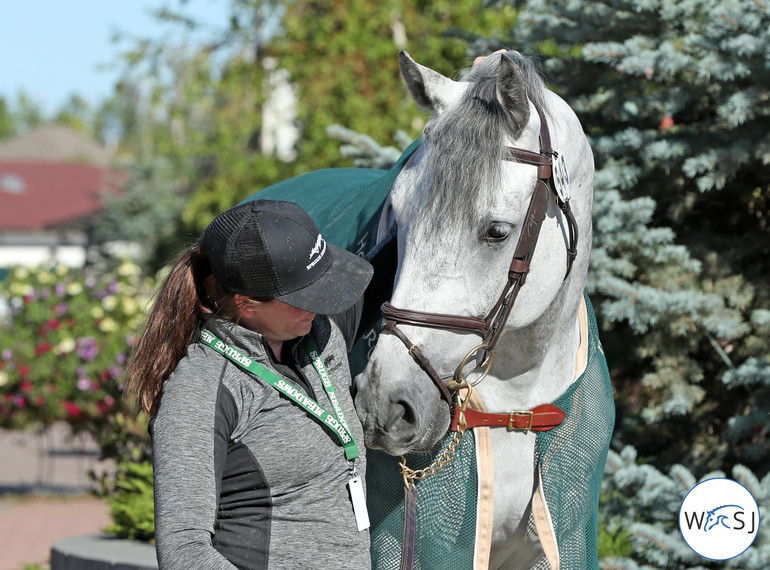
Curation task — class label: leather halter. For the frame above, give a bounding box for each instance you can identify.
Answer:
[380,103,578,406]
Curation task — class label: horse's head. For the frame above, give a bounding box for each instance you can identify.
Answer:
[355,51,594,455]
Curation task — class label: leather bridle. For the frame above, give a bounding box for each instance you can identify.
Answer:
[380,103,578,404]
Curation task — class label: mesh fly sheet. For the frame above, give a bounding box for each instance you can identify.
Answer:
[242,145,614,570]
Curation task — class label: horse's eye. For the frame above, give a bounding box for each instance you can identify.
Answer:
[484,224,511,243]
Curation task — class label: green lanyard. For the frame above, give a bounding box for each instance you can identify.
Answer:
[198,328,360,461]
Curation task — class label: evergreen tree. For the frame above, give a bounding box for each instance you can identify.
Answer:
[338,1,769,564]
[93,154,190,273]
[600,447,769,568]
[466,0,770,476]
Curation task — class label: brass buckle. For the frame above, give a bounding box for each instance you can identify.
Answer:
[508,410,534,431]
[408,344,423,361]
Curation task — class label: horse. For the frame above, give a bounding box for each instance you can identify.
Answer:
[248,50,614,569]
[351,52,615,569]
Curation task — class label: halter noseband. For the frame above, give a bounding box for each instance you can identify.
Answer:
[380,103,578,404]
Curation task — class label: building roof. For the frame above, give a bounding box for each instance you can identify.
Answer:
[0,125,112,167]
[0,162,118,231]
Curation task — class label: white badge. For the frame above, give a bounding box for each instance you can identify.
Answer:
[552,150,571,203]
[348,475,370,532]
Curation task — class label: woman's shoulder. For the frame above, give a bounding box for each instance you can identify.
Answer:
[162,343,226,394]
[160,342,270,418]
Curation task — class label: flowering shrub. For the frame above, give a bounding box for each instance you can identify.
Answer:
[0,262,155,458]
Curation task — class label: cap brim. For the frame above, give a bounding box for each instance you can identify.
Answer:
[276,244,374,315]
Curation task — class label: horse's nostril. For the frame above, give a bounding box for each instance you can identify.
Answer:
[384,403,404,432]
[400,400,416,426]
[384,400,417,433]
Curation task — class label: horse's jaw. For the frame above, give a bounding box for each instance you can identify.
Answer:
[353,342,452,455]
[484,294,584,407]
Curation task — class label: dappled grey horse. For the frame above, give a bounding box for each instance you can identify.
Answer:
[354,52,613,569]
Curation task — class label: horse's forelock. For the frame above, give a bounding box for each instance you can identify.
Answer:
[416,53,548,234]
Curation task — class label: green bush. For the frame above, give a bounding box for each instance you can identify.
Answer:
[105,460,155,542]
[598,510,634,559]
[0,262,155,461]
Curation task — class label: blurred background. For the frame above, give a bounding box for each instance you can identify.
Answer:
[0,1,767,568]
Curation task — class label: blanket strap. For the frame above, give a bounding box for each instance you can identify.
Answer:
[449,404,565,432]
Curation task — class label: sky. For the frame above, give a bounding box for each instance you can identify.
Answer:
[0,0,231,114]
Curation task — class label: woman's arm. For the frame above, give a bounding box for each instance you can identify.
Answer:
[150,351,238,570]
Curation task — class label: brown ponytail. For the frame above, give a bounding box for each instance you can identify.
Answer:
[124,244,213,414]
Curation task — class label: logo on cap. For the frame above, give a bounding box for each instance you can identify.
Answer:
[307,234,327,270]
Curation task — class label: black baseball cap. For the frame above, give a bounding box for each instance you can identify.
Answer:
[200,200,373,315]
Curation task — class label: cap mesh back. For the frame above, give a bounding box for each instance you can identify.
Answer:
[226,215,280,296]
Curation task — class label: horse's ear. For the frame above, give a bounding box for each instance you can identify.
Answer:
[399,51,453,112]
[496,54,531,139]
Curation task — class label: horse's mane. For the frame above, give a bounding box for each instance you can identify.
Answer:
[417,52,549,233]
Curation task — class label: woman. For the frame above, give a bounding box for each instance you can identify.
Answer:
[125,199,374,569]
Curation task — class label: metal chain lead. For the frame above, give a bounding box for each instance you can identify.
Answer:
[399,383,472,489]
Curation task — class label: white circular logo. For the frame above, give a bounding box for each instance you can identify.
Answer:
[679,478,760,560]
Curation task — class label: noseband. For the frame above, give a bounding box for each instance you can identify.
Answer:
[380,104,578,404]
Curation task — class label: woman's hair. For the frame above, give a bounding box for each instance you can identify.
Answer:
[124,245,224,414]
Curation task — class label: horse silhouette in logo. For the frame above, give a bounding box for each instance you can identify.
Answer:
[306,234,326,269]
[705,505,742,532]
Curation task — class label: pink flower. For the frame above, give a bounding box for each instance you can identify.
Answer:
[61,401,81,417]
[35,342,53,356]
[19,380,33,393]
[97,395,116,414]
[38,319,61,335]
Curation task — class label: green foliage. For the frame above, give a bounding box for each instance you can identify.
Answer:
[8,92,45,132]
[472,0,770,476]
[51,94,94,135]
[0,96,16,140]
[600,447,770,568]
[327,124,411,169]
[105,460,155,542]
[94,155,191,273]
[105,0,517,230]
[270,0,517,169]
[598,507,634,560]
[0,262,153,462]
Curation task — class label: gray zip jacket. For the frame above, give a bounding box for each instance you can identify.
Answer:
[150,310,370,570]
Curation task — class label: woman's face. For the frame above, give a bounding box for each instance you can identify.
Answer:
[237,297,316,343]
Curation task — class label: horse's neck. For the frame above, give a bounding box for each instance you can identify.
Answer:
[478,286,583,411]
